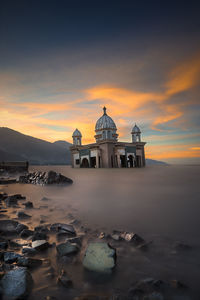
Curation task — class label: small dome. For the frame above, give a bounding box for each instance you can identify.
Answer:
[132,124,141,133]
[95,107,117,131]
[72,128,82,137]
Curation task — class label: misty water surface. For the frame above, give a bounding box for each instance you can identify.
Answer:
[2,165,200,299]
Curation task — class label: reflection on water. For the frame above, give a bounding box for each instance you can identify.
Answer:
[2,165,200,299]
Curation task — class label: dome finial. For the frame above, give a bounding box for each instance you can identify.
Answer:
[103,106,107,115]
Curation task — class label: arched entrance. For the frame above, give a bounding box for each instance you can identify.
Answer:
[81,158,89,168]
[128,155,134,168]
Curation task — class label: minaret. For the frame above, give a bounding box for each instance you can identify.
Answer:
[72,128,82,146]
[131,123,141,142]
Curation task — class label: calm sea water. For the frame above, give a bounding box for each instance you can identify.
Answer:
[2,165,200,299]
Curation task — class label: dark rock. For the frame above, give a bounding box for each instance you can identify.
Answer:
[15,223,28,234]
[20,229,34,239]
[110,230,144,245]
[67,236,83,246]
[16,257,42,268]
[0,219,19,234]
[4,194,25,207]
[13,194,26,200]
[83,242,116,273]
[19,170,73,185]
[31,240,49,251]
[4,196,18,207]
[4,252,22,263]
[57,269,72,288]
[17,211,31,219]
[1,267,33,299]
[9,240,26,250]
[22,247,37,255]
[22,201,33,209]
[0,237,8,249]
[32,232,47,241]
[50,223,76,235]
[123,232,144,244]
[56,241,79,256]
[34,225,49,233]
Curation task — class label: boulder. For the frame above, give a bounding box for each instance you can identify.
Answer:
[19,171,73,185]
[4,195,18,207]
[4,252,23,263]
[0,219,19,234]
[31,240,49,251]
[15,223,28,234]
[67,236,83,246]
[20,229,34,239]
[1,267,33,299]
[16,257,42,268]
[4,194,25,207]
[17,211,31,219]
[22,247,37,255]
[50,223,76,235]
[34,225,49,233]
[83,242,116,273]
[56,242,79,256]
[32,232,47,241]
[0,237,8,249]
[22,201,33,209]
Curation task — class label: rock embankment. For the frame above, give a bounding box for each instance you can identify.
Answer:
[19,170,73,185]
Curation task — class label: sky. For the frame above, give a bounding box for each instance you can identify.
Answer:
[0,0,200,163]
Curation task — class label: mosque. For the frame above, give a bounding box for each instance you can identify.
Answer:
[70,107,146,168]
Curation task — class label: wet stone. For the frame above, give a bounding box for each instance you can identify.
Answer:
[17,211,31,219]
[20,229,34,239]
[34,225,49,233]
[4,252,23,263]
[50,223,76,235]
[22,246,37,255]
[16,257,42,268]
[67,236,83,246]
[56,241,79,256]
[15,223,28,234]
[0,237,8,249]
[32,240,49,251]
[0,219,19,234]
[22,201,33,209]
[32,231,47,241]
[83,242,116,273]
[1,267,33,299]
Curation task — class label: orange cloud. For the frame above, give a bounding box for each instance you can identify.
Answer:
[146,144,200,160]
[165,53,200,96]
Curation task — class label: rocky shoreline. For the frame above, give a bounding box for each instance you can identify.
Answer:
[0,189,196,300]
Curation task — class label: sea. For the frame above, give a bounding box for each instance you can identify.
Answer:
[1,165,200,299]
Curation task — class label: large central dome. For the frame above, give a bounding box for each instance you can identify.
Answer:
[95,107,117,131]
[95,107,118,142]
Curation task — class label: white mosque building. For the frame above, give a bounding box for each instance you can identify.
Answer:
[70,107,146,168]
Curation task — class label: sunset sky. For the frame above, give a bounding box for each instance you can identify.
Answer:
[0,1,200,163]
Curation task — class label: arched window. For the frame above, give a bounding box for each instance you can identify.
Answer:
[102,131,106,139]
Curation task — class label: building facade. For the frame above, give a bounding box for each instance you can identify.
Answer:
[70,107,146,168]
